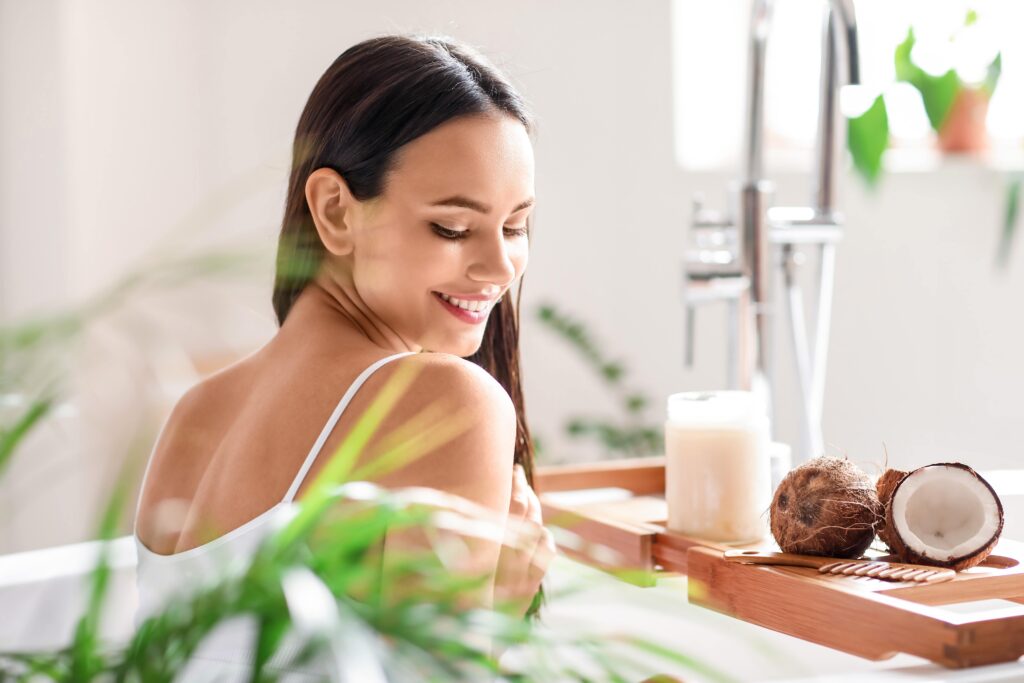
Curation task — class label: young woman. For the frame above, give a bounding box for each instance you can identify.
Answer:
[133,33,553,673]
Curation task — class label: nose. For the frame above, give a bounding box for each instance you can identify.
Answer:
[467,228,518,288]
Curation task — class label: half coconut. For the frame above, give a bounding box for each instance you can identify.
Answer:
[885,463,1004,570]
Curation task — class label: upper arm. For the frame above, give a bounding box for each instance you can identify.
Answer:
[134,385,210,551]
[352,353,517,516]
[339,354,518,609]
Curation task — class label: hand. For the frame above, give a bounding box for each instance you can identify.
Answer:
[493,464,556,617]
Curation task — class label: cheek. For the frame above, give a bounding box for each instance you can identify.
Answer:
[357,236,453,305]
[512,242,529,276]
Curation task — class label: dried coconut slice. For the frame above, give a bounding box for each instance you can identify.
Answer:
[886,463,1004,570]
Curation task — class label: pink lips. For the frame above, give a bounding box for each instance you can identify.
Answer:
[433,292,490,324]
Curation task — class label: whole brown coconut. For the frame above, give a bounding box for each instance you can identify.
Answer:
[875,468,908,552]
[770,456,882,558]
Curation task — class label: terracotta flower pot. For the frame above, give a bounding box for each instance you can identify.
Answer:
[937,87,990,154]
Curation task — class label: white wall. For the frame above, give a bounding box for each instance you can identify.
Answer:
[0,0,70,317]
[2,0,1022,552]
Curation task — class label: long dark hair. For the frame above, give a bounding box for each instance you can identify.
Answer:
[273,36,538,493]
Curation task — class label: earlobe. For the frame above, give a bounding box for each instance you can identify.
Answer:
[305,168,356,256]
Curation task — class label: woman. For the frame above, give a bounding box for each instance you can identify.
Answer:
[133,33,553,675]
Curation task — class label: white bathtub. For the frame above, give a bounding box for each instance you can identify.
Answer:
[2,473,1023,681]
[0,535,138,652]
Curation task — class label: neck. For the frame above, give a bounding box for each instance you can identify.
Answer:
[282,273,422,354]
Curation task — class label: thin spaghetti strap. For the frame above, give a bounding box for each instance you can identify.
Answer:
[281,351,419,503]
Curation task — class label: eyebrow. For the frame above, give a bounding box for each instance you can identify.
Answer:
[430,195,535,214]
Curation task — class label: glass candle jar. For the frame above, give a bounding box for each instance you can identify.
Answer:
[664,391,771,544]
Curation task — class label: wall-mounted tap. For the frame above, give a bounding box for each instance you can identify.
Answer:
[682,0,860,463]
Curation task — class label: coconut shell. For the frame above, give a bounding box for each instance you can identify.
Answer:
[769,456,882,558]
[884,462,1004,571]
[875,468,907,552]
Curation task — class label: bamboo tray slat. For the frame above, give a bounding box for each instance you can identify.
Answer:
[536,456,1024,669]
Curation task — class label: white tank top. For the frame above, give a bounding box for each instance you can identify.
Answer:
[132,351,418,680]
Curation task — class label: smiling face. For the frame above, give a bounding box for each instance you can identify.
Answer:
[311,113,534,357]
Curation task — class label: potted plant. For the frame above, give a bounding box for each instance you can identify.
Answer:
[845,9,1018,266]
[846,9,1002,185]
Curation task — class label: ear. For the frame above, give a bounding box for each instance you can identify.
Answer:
[305,168,358,256]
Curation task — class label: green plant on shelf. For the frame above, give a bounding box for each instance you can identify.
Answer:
[844,9,1017,267]
[846,9,1002,186]
[535,303,664,461]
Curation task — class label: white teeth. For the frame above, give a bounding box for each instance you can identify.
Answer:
[438,292,491,313]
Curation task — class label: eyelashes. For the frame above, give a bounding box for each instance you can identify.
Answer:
[430,223,529,241]
[430,223,466,240]
[505,226,530,239]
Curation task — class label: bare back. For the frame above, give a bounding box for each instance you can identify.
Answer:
[135,304,516,556]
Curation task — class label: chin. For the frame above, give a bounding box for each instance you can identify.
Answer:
[426,337,484,359]
[455,340,484,358]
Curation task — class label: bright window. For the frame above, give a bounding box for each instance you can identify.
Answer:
[671,0,1024,171]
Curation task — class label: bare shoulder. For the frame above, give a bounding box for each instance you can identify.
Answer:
[160,357,258,439]
[395,351,515,415]
[135,360,258,547]
[383,352,517,447]
[324,351,517,513]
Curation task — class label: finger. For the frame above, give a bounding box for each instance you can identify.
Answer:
[522,482,544,525]
[507,520,549,570]
[495,543,543,605]
[508,492,529,522]
[503,515,540,555]
[508,465,530,518]
[495,535,532,591]
[531,527,557,573]
[498,516,544,572]
[522,528,556,595]
[511,463,542,522]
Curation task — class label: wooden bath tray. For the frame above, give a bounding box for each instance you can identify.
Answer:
[535,456,1024,669]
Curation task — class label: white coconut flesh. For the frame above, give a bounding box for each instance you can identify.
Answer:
[891,466,1001,561]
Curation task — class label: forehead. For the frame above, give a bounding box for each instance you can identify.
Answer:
[383,114,534,213]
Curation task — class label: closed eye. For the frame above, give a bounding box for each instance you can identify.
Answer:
[431,223,468,240]
[505,226,529,238]
[431,223,529,240]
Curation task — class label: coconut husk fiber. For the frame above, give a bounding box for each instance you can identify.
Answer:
[875,468,907,552]
[769,456,882,558]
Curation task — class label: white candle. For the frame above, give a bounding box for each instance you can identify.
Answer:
[664,391,771,544]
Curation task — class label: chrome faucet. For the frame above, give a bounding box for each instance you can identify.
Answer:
[682,0,860,463]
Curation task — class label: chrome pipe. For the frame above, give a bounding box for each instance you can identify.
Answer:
[809,242,837,437]
[813,1,860,214]
[735,180,774,409]
[681,0,860,462]
[782,245,823,458]
[744,0,772,184]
